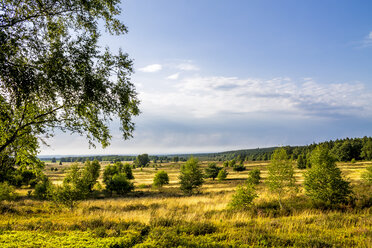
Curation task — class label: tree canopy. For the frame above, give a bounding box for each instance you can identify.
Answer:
[0,0,139,167]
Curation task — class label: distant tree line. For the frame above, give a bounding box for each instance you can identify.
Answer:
[43,155,189,164]
[202,136,372,163]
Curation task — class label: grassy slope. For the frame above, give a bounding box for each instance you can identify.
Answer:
[0,161,371,247]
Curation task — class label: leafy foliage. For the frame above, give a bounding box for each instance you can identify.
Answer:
[153,170,169,188]
[233,162,246,172]
[34,175,53,200]
[267,148,297,209]
[0,182,16,201]
[361,165,372,185]
[179,157,204,195]
[52,183,85,210]
[136,154,150,167]
[204,162,221,180]
[229,184,258,210]
[246,169,261,185]
[297,154,306,169]
[0,0,139,168]
[105,173,134,196]
[103,162,134,184]
[304,145,352,206]
[217,168,228,181]
[361,139,372,160]
[82,160,101,192]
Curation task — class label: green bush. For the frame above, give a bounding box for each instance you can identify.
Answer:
[153,170,169,188]
[34,176,53,200]
[122,163,134,180]
[82,160,101,192]
[51,183,83,209]
[297,154,306,169]
[229,184,258,210]
[179,157,204,195]
[267,148,297,209]
[304,145,352,206]
[0,182,16,201]
[222,161,229,167]
[103,164,119,184]
[361,164,372,185]
[204,163,221,180]
[247,169,261,185]
[105,173,134,196]
[217,168,228,181]
[233,162,246,172]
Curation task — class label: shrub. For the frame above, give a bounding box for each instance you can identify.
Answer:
[233,162,246,172]
[304,145,352,206]
[229,184,258,210]
[34,176,53,200]
[204,163,221,180]
[121,163,134,180]
[82,160,101,192]
[267,148,297,209]
[153,170,169,188]
[52,183,84,210]
[217,168,228,181]
[247,169,261,185]
[135,154,150,167]
[222,161,229,167]
[0,182,16,201]
[361,165,372,185]
[103,164,119,184]
[63,163,90,197]
[179,157,204,195]
[228,159,236,168]
[297,154,306,169]
[105,173,134,196]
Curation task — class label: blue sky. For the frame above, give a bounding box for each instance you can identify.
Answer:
[40,0,372,155]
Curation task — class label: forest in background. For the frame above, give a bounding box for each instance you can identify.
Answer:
[44,136,372,164]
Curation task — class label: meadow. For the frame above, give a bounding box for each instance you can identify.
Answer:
[0,161,371,247]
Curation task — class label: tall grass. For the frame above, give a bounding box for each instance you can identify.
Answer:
[0,161,370,247]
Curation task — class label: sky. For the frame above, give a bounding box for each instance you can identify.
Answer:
[40,0,372,155]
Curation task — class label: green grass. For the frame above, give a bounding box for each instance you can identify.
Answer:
[1,161,371,247]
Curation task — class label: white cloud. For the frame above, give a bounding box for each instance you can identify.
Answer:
[167,73,180,80]
[176,63,199,71]
[138,64,162,73]
[140,76,372,119]
[360,31,372,47]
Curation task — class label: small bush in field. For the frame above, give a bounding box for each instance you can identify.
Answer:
[233,162,246,172]
[51,183,83,210]
[247,169,261,185]
[105,173,134,196]
[0,182,16,201]
[229,184,258,210]
[179,157,204,195]
[204,163,221,180]
[267,148,297,209]
[361,164,372,185]
[304,145,352,206]
[34,176,53,200]
[217,168,228,181]
[153,170,169,188]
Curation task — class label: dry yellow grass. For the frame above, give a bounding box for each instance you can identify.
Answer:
[3,160,370,247]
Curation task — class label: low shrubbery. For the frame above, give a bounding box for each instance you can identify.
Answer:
[153,170,169,188]
[0,182,16,202]
[217,168,228,181]
[229,183,258,210]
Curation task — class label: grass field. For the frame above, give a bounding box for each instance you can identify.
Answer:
[0,161,371,247]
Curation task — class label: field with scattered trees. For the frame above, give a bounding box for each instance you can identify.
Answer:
[1,145,371,247]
